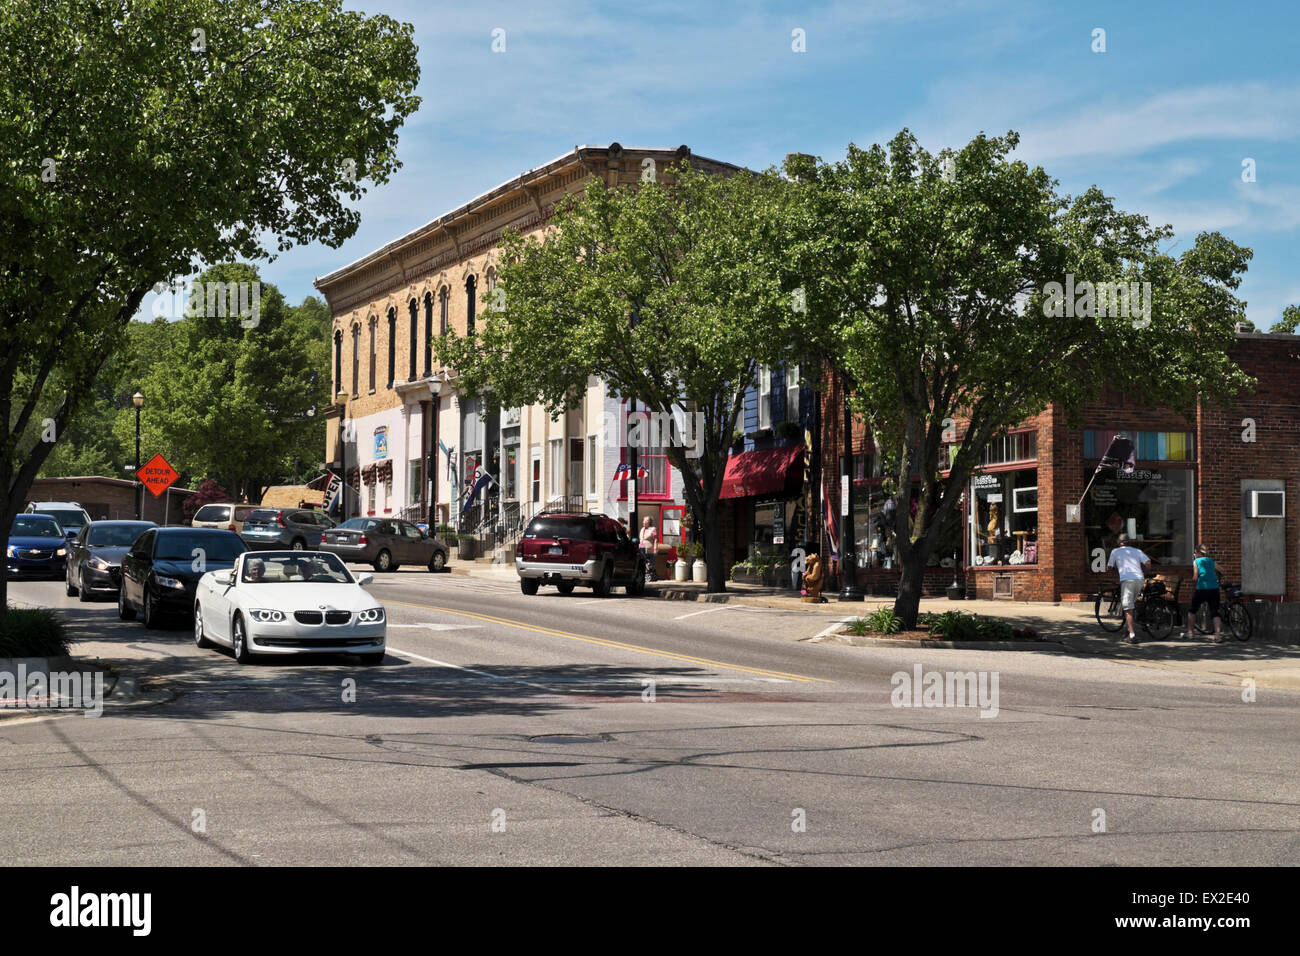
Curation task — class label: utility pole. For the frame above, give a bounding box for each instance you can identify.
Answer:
[838,371,863,601]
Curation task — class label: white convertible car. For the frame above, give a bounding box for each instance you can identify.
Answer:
[194,551,386,664]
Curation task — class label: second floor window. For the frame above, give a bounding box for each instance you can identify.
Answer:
[350,325,360,395]
[439,288,449,338]
[465,275,476,335]
[408,299,418,381]
[333,329,342,396]
[424,292,434,376]
[368,317,376,391]
[386,308,396,388]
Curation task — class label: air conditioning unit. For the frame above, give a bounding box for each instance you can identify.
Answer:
[1247,490,1285,518]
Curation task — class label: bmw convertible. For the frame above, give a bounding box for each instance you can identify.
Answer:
[193,551,386,665]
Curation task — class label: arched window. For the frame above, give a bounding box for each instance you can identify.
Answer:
[350,324,360,396]
[368,316,377,392]
[485,267,498,316]
[386,307,397,388]
[465,275,476,335]
[439,286,449,338]
[409,298,419,381]
[424,292,434,376]
[333,329,342,397]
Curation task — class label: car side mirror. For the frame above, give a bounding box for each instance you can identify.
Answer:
[213,570,234,586]
[356,572,374,586]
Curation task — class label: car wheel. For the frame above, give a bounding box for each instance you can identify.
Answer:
[290,538,306,551]
[77,571,92,602]
[428,550,446,572]
[593,563,613,597]
[65,565,78,597]
[359,651,384,665]
[520,577,539,596]
[118,585,137,621]
[374,549,393,572]
[232,614,253,664]
[142,585,161,629]
[194,603,213,649]
[556,581,576,595]
[627,563,646,597]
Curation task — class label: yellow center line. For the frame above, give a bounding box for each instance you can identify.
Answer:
[384,599,834,684]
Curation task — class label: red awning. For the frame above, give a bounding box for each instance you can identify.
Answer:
[719,444,805,500]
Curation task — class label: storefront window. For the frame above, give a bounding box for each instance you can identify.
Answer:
[969,469,1038,566]
[750,499,792,561]
[1084,468,1193,566]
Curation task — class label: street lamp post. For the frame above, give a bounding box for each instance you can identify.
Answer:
[837,372,864,602]
[132,391,144,521]
[336,392,349,520]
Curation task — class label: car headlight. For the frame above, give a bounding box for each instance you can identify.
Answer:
[89,557,110,571]
[155,574,186,589]
[5,547,13,558]
[56,547,67,557]
[356,607,385,624]
[250,608,286,623]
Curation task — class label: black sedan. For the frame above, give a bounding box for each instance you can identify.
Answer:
[65,520,156,601]
[119,527,248,628]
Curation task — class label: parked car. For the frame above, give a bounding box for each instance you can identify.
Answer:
[7,514,70,579]
[190,503,260,533]
[193,551,385,665]
[65,520,157,601]
[240,508,336,551]
[318,517,449,572]
[24,501,91,538]
[119,527,248,628]
[515,512,646,597]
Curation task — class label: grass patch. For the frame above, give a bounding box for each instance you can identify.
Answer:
[0,605,71,658]
[920,610,1022,641]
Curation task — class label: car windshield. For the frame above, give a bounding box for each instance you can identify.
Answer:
[241,553,352,584]
[87,524,151,547]
[525,518,592,540]
[155,533,246,562]
[336,518,379,531]
[42,509,87,529]
[10,516,62,538]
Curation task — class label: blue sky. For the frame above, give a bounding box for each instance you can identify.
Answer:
[147,0,1300,326]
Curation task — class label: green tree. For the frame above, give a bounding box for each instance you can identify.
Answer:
[127,264,330,502]
[1268,304,1299,334]
[1,0,418,613]
[435,163,806,591]
[787,131,1254,625]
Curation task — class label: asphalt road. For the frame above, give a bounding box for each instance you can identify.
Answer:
[3,570,1297,865]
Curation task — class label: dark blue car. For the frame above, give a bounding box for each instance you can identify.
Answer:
[7,514,69,578]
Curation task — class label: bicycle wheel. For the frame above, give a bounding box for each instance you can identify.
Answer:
[1141,598,1174,640]
[1226,601,1252,642]
[1095,590,1125,632]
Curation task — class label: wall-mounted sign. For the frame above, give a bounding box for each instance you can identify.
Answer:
[374,426,388,459]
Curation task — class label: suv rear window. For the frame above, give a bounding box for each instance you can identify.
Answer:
[244,510,279,523]
[524,517,594,540]
[193,505,230,522]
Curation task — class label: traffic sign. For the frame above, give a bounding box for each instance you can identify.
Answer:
[137,453,179,497]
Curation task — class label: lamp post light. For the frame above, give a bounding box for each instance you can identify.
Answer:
[132,391,144,520]
[837,372,864,602]
[336,391,349,520]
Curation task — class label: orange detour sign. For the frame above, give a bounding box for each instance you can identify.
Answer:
[137,453,180,497]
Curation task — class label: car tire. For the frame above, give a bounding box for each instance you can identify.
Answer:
[626,564,646,597]
[142,585,161,629]
[194,603,213,649]
[556,581,576,595]
[520,577,539,596]
[118,585,137,621]
[374,549,393,572]
[290,538,306,551]
[65,565,78,597]
[77,574,92,602]
[593,563,613,598]
[359,651,384,665]
[428,550,446,572]
[232,614,253,664]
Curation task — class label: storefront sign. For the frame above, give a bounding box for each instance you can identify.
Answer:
[841,481,849,516]
[373,426,388,459]
[772,500,786,545]
[987,493,1003,503]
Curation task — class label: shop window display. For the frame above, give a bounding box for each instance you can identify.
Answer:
[1083,468,1193,565]
[853,488,960,570]
[969,468,1038,566]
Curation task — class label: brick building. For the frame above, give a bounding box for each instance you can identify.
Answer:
[25,475,196,524]
[820,331,1300,605]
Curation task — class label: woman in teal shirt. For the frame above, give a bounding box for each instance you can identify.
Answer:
[1186,545,1223,642]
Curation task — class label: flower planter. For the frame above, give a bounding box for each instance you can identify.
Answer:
[673,559,689,582]
[455,538,478,560]
[691,559,707,583]
[946,585,966,601]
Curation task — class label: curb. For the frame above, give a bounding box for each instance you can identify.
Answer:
[826,635,1066,651]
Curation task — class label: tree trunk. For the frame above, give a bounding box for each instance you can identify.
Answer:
[703,494,726,592]
[894,552,927,627]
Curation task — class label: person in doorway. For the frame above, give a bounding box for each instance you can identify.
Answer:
[1186,544,1224,642]
[1107,533,1152,644]
[639,516,658,581]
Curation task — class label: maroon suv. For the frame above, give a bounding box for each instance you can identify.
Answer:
[515,512,646,597]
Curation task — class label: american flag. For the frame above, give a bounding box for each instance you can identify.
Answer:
[611,462,646,482]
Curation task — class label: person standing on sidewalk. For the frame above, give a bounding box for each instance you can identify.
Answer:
[639,516,659,581]
[1107,533,1152,644]
[1186,544,1224,642]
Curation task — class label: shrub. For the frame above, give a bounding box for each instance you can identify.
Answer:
[0,606,71,658]
[863,606,903,635]
[847,617,871,636]
[975,617,1014,641]
[923,609,980,641]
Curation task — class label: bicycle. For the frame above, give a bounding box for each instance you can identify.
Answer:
[1095,574,1175,640]
[1191,579,1252,642]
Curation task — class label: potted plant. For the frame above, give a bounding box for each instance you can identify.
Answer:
[674,542,694,582]
[691,543,707,583]
[731,429,745,453]
[455,533,478,560]
[778,420,801,442]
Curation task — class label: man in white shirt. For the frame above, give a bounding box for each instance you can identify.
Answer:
[1107,533,1152,644]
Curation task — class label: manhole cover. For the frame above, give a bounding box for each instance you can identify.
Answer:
[528,733,612,744]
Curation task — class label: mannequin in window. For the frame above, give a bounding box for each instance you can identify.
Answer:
[987,502,1004,564]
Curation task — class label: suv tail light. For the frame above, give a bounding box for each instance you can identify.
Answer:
[227,524,236,531]
[320,534,327,545]
[276,512,286,527]
[358,535,369,546]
